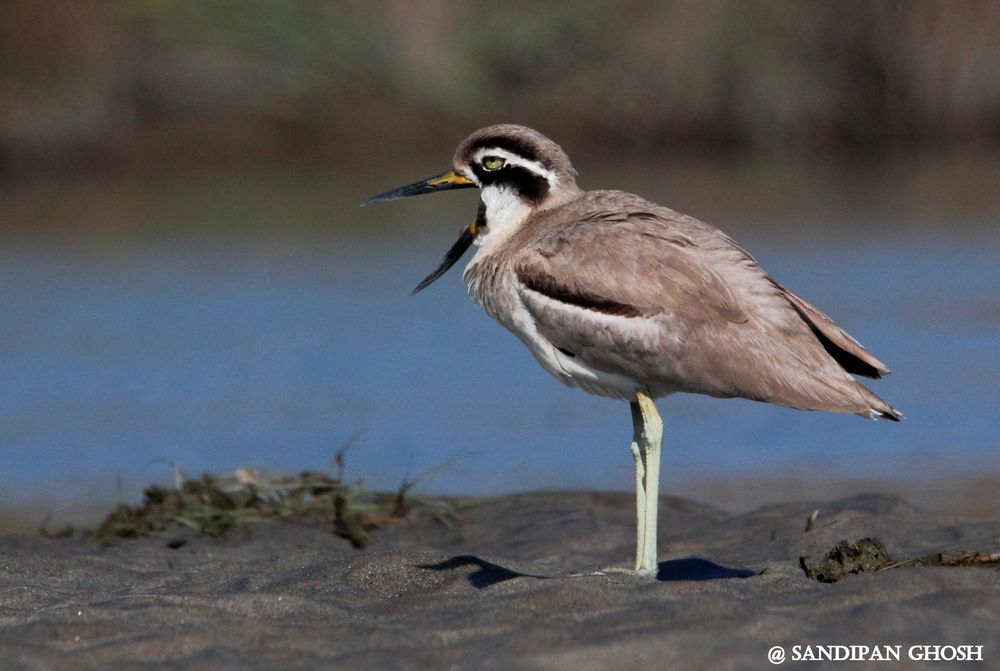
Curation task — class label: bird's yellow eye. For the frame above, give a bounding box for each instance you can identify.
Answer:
[482,156,506,171]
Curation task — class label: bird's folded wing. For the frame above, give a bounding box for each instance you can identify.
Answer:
[511,206,889,398]
[510,209,778,389]
[514,210,754,328]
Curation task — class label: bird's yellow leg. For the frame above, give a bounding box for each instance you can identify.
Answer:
[598,391,662,578]
[635,391,663,575]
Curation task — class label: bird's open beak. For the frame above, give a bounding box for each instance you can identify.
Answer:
[411,208,483,294]
[362,170,475,206]
[411,221,476,294]
[362,170,480,293]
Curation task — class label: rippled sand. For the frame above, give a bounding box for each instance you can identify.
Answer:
[1,492,997,669]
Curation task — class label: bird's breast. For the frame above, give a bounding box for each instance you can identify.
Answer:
[463,250,641,400]
[463,249,515,326]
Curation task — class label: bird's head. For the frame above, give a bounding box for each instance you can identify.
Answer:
[364,125,581,291]
[451,124,581,211]
[365,125,580,213]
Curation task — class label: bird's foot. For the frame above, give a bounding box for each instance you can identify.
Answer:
[589,565,657,579]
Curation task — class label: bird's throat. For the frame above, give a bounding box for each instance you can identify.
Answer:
[474,186,532,250]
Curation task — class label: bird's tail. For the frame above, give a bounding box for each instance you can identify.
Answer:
[853,381,903,421]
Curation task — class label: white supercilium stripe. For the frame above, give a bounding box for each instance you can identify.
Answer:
[471,147,559,188]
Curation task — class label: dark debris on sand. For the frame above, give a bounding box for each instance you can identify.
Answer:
[800,537,1000,583]
[45,468,458,549]
[799,537,891,582]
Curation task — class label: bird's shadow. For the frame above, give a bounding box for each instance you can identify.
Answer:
[418,555,755,588]
[655,557,756,581]
[417,555,546,589]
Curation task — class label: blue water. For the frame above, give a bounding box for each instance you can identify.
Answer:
[1,198,998,505]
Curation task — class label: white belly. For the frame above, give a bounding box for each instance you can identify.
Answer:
[465,255,639,401]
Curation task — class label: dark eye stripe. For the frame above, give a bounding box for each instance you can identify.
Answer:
[470,165,550,205]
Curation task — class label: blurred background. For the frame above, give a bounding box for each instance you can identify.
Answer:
[2,1,999,528]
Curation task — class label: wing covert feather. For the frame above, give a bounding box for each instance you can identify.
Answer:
[515,209,755,327]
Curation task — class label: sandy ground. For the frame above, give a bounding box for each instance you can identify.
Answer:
[0,491,998,670]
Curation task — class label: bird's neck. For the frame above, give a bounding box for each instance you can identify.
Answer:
[473,185,534,253]
[473,183,582,253]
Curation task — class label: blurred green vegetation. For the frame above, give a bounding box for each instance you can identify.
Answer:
[1,0,999,175]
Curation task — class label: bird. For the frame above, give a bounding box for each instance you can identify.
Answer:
[364,124,901,577]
